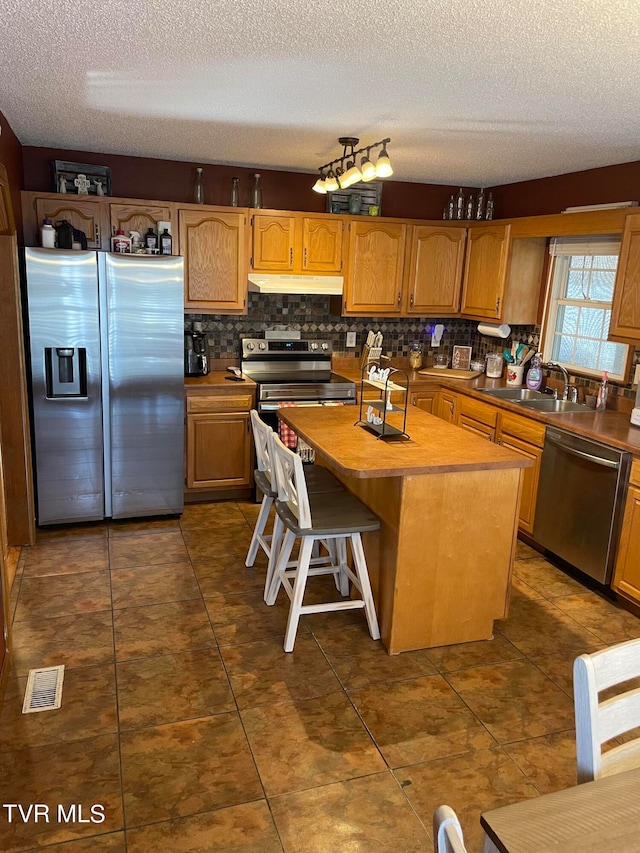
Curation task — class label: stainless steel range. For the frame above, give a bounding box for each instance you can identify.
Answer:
[240,338,356,414]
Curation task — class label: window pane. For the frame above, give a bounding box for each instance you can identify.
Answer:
[556,335,574,362]
[556,305,578,335]
[575,337,599,367]
[578,307,605,338]
[567,270,588,298]
[593,255,617,270]
[589,270,616,301]
[570,255,587,268]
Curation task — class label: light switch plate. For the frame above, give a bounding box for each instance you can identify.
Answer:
[634,363,640,385]
[346,331,357,348]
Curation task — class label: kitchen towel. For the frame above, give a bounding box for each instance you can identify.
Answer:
[277,402,298,449]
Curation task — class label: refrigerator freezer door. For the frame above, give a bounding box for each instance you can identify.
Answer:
[25,249,104,524]
[102,253,184,518]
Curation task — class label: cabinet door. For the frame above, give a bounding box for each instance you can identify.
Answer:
[110,203,175,249]
[186,412,252,489]
[35,198,102,248]
[610,213,640,341]
[252,214,295,271]
[438,390,458,423]
[497,433,542,532]
[460,224,510,320]
[411,391,439,414]
[406,226,465,315]
[612,483,640,602]
[180,209,248,313]
[302,217,343,272]
[344,221,406,314]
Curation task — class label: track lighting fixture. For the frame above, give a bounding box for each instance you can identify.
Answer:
[312,137,393,194]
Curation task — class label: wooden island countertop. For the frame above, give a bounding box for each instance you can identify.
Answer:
[279,405,530,654]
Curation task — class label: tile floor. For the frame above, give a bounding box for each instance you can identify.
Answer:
[2,502,640,852]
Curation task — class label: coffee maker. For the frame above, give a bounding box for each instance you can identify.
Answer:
[184,331,209,376]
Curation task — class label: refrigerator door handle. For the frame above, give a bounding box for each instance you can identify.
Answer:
[98,253,112,517]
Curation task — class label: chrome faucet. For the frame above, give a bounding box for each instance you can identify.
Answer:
[544,361,571,400]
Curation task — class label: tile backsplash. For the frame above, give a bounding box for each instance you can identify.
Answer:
[187,294,639,401]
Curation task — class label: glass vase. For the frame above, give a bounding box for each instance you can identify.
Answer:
[230,177,239,207]
[249,174,263,209]
[194,168,205,205]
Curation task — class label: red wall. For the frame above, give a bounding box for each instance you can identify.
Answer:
[22,145,468,221]
[490,161,640,218]
[0,111,24,235]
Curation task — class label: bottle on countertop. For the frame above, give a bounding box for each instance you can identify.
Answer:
[446,195,455,219]
[485,192,494,220]
[596,371,609,411]
[144,227,158,251]
[111,229,131,253]
[194,167,205,204]
[526,352,544,391]
[159,228,172,255]
[230,177,239,207]
[40,218,56,248]
[55,219,74,250]
[465,195,474,220]
[455,187,465,220]
[475,188,485,220]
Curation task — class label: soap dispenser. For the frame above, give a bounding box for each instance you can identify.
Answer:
[526,353,543,391]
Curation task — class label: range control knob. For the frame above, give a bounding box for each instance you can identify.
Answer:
[310,342,319,350]
[245,342,255,351]
[258,341,267,350]
[321,342,329,351]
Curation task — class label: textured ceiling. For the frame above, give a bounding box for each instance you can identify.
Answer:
[2,0,640,185]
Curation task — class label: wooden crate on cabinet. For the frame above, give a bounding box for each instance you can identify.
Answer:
[185,390,254,491]
[609,213,640,341]
[343,219,407,315]
[612,459,640,605]
[251,211,344,273]
[34,196,103,249]
[110,202,177,251]
[497,410,545,533]
[180,208,249,313]
[405,225,465,315]
[460,223,545,323]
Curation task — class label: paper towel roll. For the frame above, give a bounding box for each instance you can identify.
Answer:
[477,323,512,339]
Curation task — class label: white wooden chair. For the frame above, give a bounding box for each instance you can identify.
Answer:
[433,806,500,853]
[574,637,640,783]
[265,430,381,652]
[245,410,342,570]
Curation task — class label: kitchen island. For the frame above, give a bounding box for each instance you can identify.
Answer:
[278,404,531,654]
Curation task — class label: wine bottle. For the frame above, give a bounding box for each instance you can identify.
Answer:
[230,177,239,207]
[455,188,465,220]
[194,168,205,205]
[476,188,485,220]
[485,192,494,220]
[447,195,455,219]
[250,174,263,209]
[465,195,474,220]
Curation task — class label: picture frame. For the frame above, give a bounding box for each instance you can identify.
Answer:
[326,180,383,215]
[52,160,112,196]
[452,345,472,370]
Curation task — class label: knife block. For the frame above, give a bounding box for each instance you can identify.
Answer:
[360,345,382,369]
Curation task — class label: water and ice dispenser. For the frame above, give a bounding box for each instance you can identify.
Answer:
[44,347,88,397]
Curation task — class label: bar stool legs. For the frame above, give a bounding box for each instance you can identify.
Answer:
[245,492,274,568]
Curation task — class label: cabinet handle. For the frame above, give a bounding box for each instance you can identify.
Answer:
[397,292,401,308]
[495,296,501,313]
[304,247,307,267]
[95,224,100,245]
[412,395,416,405]
[409,293,414,308]
[290,247,294,265]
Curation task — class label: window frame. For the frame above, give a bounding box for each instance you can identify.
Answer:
[540,238,632,383]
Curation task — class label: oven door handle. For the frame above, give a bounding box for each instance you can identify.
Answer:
[259,401,326,412]
[545,434,620,469]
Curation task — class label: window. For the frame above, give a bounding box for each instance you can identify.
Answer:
[542,236,629,381]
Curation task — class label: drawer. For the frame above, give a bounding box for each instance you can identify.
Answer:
[499,411,546,448]
[186,393,253,413]
[630,458,640,488]
[457,394,498,428]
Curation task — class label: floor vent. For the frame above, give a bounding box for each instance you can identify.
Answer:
[22,665,65,713]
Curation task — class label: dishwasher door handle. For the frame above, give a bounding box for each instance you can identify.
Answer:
[546,436,620,469]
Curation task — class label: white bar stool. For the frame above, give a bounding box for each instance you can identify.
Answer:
[266,430,381,652]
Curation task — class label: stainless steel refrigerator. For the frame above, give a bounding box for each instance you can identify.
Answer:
[25,248,185,525]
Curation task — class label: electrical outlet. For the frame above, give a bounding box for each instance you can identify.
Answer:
[634,364,640,385]
[346,331,357,348]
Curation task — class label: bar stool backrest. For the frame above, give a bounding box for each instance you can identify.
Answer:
[269,430,312,529]
[433,806,467,853]
[250,410,276,491]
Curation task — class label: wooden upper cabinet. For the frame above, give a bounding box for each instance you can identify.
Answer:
[252,214,296,271]
[406,225,465,315]
[610,213,640,341]
[179,208,248,313]
[251,213,344,274]
[110,203,176,250]
[302,217,343,272]
[344,220,407,315]
[35,197,102,248]
[460,224,510,320]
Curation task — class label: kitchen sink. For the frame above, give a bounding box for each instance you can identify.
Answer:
[480,388,548,401]
[517,399,592,414]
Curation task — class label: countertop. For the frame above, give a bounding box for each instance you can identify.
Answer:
[331,363,640,456]
[277,405,530,479]
[184,371,256,393]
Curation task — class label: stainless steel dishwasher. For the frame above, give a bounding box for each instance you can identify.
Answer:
[532,427,631,584]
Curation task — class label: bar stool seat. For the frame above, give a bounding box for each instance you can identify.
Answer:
[266,430,381,652]
[246,411,343,570]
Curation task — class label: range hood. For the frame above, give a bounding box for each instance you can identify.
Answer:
[248,274,343,295]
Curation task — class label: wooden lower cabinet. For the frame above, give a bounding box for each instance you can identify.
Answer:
[410,390,439,414]
[612,460,640,604]
[185,390,254,492]
[457,395,498,441]
[497,411,545,533]
[438,389,458,423]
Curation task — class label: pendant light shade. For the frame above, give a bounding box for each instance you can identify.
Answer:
[360,154,376,182]
[312,172,327,194]
[311,137,393,193]
[324,170,339,192]
[375,144,393,178]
